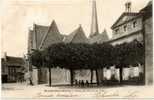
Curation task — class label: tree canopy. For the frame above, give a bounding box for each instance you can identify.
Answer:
[31,40,144,70]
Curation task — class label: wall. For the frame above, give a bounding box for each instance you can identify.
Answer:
[110,32,143,45]
[32,66,38,85]
[38,67,48,84]
[45,67,70,85]
[110,16,153,85]
[113,17,143,40]
[144,17,153,85]
[74,69,96,83]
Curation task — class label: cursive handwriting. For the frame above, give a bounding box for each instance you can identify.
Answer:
[36,89,138,98]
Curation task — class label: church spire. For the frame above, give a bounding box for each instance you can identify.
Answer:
[89,0,99,38]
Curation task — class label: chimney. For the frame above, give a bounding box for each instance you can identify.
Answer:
[125,1,131,12]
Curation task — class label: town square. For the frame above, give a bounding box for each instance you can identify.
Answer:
[1,0,154,99]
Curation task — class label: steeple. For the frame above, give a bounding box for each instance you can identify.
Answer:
[89,0,99,38]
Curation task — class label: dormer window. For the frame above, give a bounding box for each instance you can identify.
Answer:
[124,25,127,32]
[133,21,137,28]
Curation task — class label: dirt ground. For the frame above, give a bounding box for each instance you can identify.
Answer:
[1,83,154,100]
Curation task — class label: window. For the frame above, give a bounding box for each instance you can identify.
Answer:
[124,25,127,32]
[115,28,119,34]
[133,21,137,28]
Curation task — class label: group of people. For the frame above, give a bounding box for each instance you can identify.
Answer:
[74,80,91,87]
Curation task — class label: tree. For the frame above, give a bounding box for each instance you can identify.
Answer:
[31,40,144,86]
[90,43,114,85]
[128,40,144,66]
[113,42,129,83]
[31,50,43,68]
[42,48,53,87]
[31,43,115,86]
[113,40,144,84]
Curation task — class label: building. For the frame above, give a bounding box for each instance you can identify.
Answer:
[88,0,109,83]
[63,25,89,43]
[63,25,91,83]
[89,29,109,44]
[27,0,153,85]
[1,53,25,83]
[27,0,108,85]
[110,2,143,45]
[28,20,71,85]
[140,1,153,85]
[109,1,153,85]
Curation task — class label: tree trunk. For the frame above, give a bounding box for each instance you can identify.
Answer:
[90,69,93,84]
[119,67,123,84]
[70,69,74,86]
[95,69,99,85]
[48,67,51,87]
[101,68,104,84]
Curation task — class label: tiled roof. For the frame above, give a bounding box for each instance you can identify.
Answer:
[4,56,25,66]
[34,24,49,49]
[89,29,109,44]
[63,25,89,43]
[39,20,63,49]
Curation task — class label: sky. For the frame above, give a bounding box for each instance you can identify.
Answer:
[1,0,150,57]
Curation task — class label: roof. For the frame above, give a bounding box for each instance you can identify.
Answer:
[63,25,89,43]
[89,29,109,44]
[34,24,49,49]
[2,56,25,67]
[140,0,152,12]
[111,12,139,29]
[39,20,63,49]
[111,1,152,29]
[139,1,152,19]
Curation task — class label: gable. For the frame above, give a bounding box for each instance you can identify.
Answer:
[99,30,109,43]
[89,30,109,44]
[63,29,77,43]
[111,12,139,29]
[40,30,63,49]
[71,30,89,43]
[64,26,89,43]
[116,16,133,26]
[34,24,49,49]
[39,21,63,49]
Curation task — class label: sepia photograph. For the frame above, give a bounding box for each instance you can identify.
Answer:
[1,0,154,99]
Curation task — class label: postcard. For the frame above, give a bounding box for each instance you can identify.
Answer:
[1,0,154,99]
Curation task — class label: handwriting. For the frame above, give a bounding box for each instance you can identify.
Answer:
[36,89,138,98]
